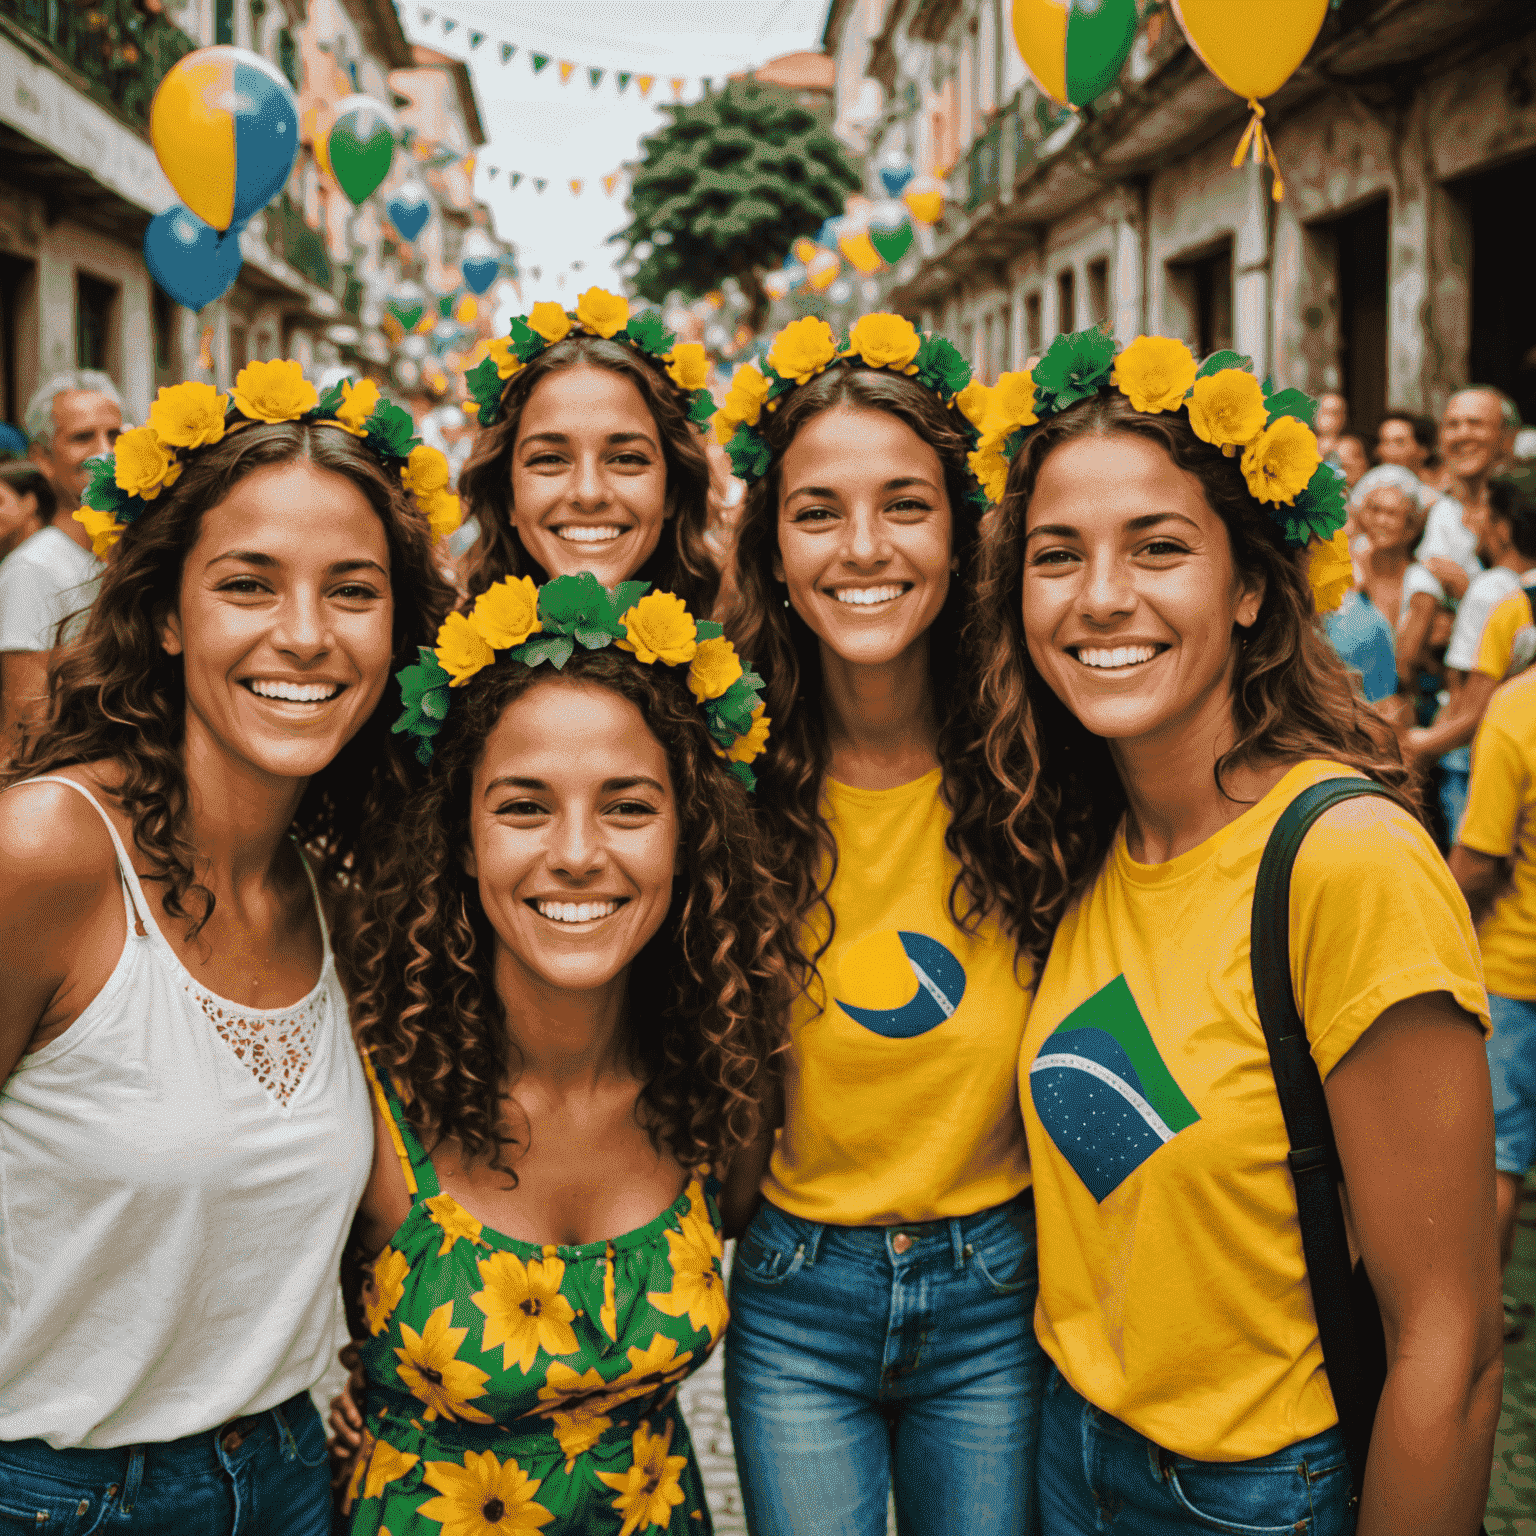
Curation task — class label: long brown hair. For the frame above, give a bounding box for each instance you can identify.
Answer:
[970,389,1417,975]
[458,337,719,614]
[726,361,1033,967]
[344,646,799,1176]
[2,422,455,935]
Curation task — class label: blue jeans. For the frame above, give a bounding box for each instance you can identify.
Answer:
[723,1190,1043,1536]
[0,1392,329,1536]
[1439,762,1470,847]
[1038,1366,1354,1535]
[1488,992,1536,1175]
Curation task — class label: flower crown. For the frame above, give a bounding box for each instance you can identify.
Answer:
[967,328,1353,612]
[75,361,462,558]
[464,286,717,431]
[392,571,771,789]
[711,312,991,508]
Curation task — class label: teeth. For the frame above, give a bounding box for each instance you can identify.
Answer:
[1075,646,1159,670]
[556,526,623,544]
[832,585,906,606]
[249,680,340,702]
[535,900,620,924]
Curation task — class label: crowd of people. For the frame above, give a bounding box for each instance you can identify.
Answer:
[0,300,1521,1536]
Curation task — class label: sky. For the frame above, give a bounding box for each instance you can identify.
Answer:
[400,1,833,305]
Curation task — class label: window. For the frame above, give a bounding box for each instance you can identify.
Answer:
[1056,269,1076,334]
[0,255,34,428]
[75,273,117,372]
[1166,244,1233,358]
[1087,257,1110,328]
[152,289,177,385]
[229,324,249,377]
[1025,291,1042,357]
[277,27,300,89]
[215,0,234,45]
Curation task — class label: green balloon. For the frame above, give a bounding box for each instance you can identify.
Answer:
[329,97,396,207]
[388,298,424,331]
[869,221,913,265]
[1065,0,1139,108]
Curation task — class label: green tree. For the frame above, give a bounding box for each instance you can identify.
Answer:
[615,79,860,332]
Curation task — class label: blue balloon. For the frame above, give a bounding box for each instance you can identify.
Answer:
[386,183,431,242]
[460,255,499,295]
[144,204,243,310]
[815,217,841,250]
[879,162,915,197]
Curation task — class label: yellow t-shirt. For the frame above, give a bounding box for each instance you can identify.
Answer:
[763,769,1032,1225]
[1474,587,1536,681]
[1461,668,1536,1000]
[1020,760,1487,1461]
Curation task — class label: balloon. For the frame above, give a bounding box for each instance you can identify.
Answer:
[328,95,397,207]
[816,217,842,249]
[149,47,299,232]
[868,200,914,265]
[386,180,431,242]
[143,204,244,309]
[877,148,915,198]
[314,126,332,179]
[903,174,945,225]
[763,269,793,302]
[1010,0,1140,108]
[792,237,819,265]
[460,229,500,295]
[387,280,426,334]
[838,228,884,275]
[781,262,808,292]
[1171,0,1328,101]
[807,250,841,293]
[827,277,853,305]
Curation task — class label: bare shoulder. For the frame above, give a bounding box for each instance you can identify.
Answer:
[0,770,121,918]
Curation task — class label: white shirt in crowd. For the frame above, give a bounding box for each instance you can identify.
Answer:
[1445,566,1536,673]
[1413,494,1487,602]
[0,525,103,652]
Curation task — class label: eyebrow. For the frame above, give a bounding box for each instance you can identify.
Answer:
[206,550,389,575]
[784,475,940,501]
[519,431,657,447]
[484,774,668,797]
[1025,511,1201,542]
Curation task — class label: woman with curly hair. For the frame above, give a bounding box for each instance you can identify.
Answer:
[457,288,720,615]
[972,330,1500,1533]
[333,575,794,1535]
[0,366,454,1534]
[715,315,1045,1536]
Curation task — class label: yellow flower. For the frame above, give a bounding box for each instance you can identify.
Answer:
[617,591,698,666]
[712,363,772,445]
[687,636,743,703]
[361,1437,420,1501]
[596,1420,689,1536]
[1308,528,1354,615]
[954,379,992,430]
[981,370,1038,436]
[402,443,452,501]
[1187,369,1267,452]
[488,337,524,381]
[845,312,921,373]
[664,342,710,392]
[533,1336,694,1441]
[393,1301,494,1423]
[230,358,319,423]
[469,575,542,650]
[344,1430,374,1511]
[527,302,573,344]
[647,1197,730,1340]
[113,427,181,500]
[1241,414,1323,506]
[332,377,381,437]
[146,380,228,448]
[424,1191,488,1251]
[420,1448,554,1536]
[74,505,122,557]
[434,612,495,687]
[549,1402,611,1471]
[767,316,838,385]
[968,438,1011,504]
[426,489,462,543]
[575,287,630,339]
[471,1248,579,1374]
[725,703,771,765]
[364,1246,411,1335]
[1113,335,1198,414]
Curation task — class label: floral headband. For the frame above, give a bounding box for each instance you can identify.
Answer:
[75,360,461,557]
[967,328,1353,613]
[464,286,717,431]
[392,571,771,789]
[712,311,991,508]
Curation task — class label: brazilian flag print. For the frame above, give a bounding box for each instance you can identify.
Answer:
[1030,975,1199,1202]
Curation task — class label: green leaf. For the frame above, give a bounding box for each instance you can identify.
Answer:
[726,759,757,792]
[702,705,738,748]
[611,580,651,613]
[315,380,347,415]
[1275,461,1348,546]
[573,625,618,649]
[538,572,619,636]
[695,619,724,641]
[913,334,970,396]
[512,633,575,670]
[1263,387,1318,427]
[1031,327,1117,410]
[508,316,547,363]
[725,423,771,483]
[420,686,451,721]
[1195,350,1254,379]
[712,675,761,733]
[367,400,419,459]
[688,390,717,426]
[623,311,675,354]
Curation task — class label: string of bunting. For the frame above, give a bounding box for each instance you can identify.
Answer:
[398,125,628,199]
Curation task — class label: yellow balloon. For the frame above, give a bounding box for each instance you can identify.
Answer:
[1171,0,1327,102]
[1011,0,1068,105]
[314,125,333,179]
[792,237,819,265]
[455,295,478,324]
[838,229,883,275]
[904,186,944,226]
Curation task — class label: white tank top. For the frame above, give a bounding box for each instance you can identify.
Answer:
[0,777,372,1449]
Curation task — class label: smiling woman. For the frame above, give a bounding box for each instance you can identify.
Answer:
[0,368,454,1536]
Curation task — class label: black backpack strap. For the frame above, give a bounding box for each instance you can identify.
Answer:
[1251,777,1395,1499]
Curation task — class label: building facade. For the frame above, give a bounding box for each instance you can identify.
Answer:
[825,0,1536,438]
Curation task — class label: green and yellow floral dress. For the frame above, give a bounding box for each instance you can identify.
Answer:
[346,1060,728,1536]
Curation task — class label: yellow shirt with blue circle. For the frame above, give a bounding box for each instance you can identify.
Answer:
[761,769,1032,1226]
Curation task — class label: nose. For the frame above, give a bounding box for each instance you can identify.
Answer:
[1078,547,1135,624]
[270,587,331,661]
[569,450,607,512]
[547,806,605,880]
[841,504,890,568]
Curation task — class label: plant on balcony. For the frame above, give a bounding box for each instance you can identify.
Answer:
[614,79,859,332]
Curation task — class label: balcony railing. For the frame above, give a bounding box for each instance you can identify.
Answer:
[0,0,196,129]
[266,191,333,291]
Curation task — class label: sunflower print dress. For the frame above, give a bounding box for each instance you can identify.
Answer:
[346,1061,728,1536]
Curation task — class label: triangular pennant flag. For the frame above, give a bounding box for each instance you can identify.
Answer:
[616,72,631,94]
[469,30,483,48]
[670,77,686,100]
[602,172,619,196]
[533,177,547,193]
[499,41,514,64]
[589,67,604,89]
[487,166,499,179]
[419,7,433,21]
[558,61,574,84]
[569,178,583,196]
[441,17,456,33]
[637,75,655,98]
[531,52,550,74]
[510,172,522,188]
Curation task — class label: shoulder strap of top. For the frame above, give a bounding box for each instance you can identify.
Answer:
[290,842,332,966]
[10,775,148,933]
[360,1052,439,1201]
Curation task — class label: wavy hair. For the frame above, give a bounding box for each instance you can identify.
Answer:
[458,336,719,615]
[725,361,1035,969]
[2,422,456,935]
[343,646,799,1176]
[970,389,1418,974]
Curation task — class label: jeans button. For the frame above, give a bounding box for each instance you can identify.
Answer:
[892,1232,913,1254]
[222,1428,244,1453]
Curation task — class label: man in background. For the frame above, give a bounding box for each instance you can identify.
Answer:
[0,370,122,756]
